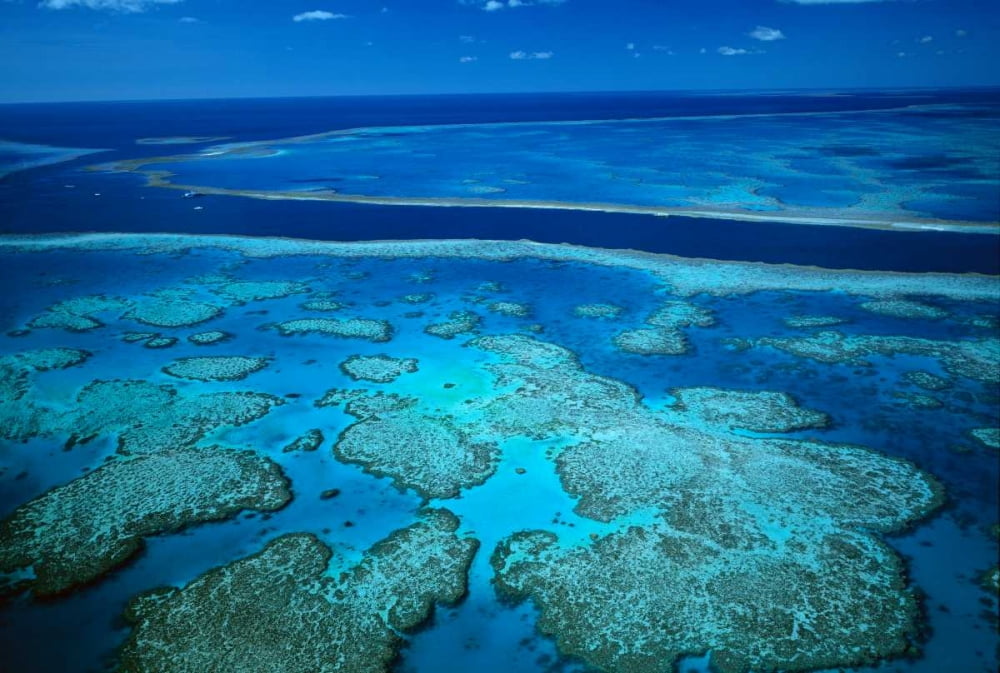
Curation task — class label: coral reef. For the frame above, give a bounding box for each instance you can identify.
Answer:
[462,335,942,673]
[300,298,347,312]
[0,347,91,441]
[970,427,1000,450]
[187,330,232,345]
[282,428,324,453]
[126,298,223,328]
[334,394,499,500]
[122,331,158,343]
[118,509,478,673]
[613,327,689,355]
[893,392,943,410]
[488,301,532,318]
[783,315,847,329]
[903,370,952,391]
[340,354,419,383]
[0,448,290,596]
[400,293,434,304]
[69,379,283,455]
[755,331,999,383]
[162,356,270,382]
[143,336,177,349]
[27,294,129,332]
[424,310,481,339]
[211,279,309,304]
[573,303,623,319]
[6,235,997,303]
[493,523,924,673]
[859,299,948,320]
[273,318,393,342]
[668,387,830,433]
[611,299,712,356]
[646,300,716,329]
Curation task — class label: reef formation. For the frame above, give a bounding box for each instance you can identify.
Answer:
[119,509,477,673]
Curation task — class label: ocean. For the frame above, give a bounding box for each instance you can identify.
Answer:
[0,90,998,673]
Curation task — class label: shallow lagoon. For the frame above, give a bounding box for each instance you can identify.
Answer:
[0,234,997,673]
[112,102,1000,228]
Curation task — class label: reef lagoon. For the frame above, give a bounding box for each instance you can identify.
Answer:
[0,92,998,673]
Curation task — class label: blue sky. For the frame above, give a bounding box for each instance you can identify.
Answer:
[1,0,997,102]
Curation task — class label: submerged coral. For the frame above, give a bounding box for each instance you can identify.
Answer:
[0,448,289,596]
[755,331,999,383]
[187,330,232,346]
[613,326,689,355]
[27,295,130,332]
[668,386,830,433]
[211,279,309,304]
[0,347,91,441]
[488,301,532,318]
[903,370,952,391]
[162,355,270,382]
[424,310,481,339]
[463,335,942,673]
[970,427,1000,450]
[783,315,848,329]
[340,354,419,383]
[282,428,324,453]
[573,303,623,319]
[860,299,948,320]
[273,318,393,342]
[333,393,498,500]
[118,509,478,673]
[68,379,283,455]
[126,298,223,329]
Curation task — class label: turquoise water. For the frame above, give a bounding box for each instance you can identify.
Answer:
[0,90,998,673]
[120,104,1000,226]
[0,236,997,673]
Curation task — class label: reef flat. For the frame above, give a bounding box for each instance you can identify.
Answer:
[0,233,996,673]
[96,105,1000,232]
[0,448,290,596]
[119,509,477,673]
[6,233,996,301]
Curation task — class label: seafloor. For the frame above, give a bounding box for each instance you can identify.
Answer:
[0,233,997,673]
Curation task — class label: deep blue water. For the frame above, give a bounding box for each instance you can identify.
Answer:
[1,89,999,273]
[0,90,998,673]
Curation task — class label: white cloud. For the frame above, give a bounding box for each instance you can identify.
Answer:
[919,35,933,43]
[652,45,675,54]
[699,47,707,54]
[955,29,967,37]
[460,35,476,43]
[897,51,907,57]
[625,42,635,50]
[510,50,553,60]
[465,0,566,11]
[459,56,478,63]
[40,0,180,11]
[718,46,749,56]
[292,10,348,22]
[749,26,785,41]
[178,15,199,23]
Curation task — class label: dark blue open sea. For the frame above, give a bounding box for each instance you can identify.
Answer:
[0,90,998,673]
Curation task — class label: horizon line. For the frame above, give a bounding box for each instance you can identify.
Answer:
[2,83,1000,107]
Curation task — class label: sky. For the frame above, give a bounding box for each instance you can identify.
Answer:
[0,0,998,103]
